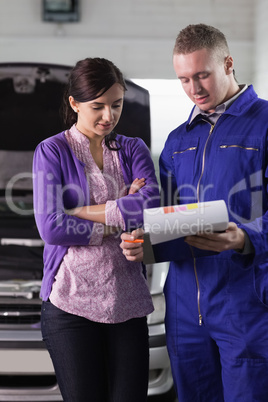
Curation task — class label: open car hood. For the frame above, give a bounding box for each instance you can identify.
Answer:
[0,62,151,190]
[0,62,150,152]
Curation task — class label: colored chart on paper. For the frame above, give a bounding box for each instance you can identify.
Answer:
[163,204,199,214]
[144,200,229,245]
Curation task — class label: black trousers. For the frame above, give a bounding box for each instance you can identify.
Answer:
[41,300,150,402]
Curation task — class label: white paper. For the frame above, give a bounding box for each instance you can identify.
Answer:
[143,200,229,245]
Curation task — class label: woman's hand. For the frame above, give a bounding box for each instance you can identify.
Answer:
[128,178,145,194]
[120,228,145,262]
[184,222,245,252]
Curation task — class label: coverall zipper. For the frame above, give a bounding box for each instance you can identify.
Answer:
[196,123,215,202]
[194,121,215,326]
[190,246,203,326]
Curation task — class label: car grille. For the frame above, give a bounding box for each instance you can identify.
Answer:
[0,374,57,387]
[0,303,41,325]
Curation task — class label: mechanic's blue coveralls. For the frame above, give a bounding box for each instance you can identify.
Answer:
[154,85,268,401]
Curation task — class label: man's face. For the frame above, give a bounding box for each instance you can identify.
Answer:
[173,48,234,113]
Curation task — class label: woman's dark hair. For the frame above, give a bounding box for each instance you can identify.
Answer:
[62,57,127,150]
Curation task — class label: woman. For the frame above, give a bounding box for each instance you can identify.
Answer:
[33,57,160,401]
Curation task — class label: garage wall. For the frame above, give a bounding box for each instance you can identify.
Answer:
[254,0,268,98]
[0,0,255,84]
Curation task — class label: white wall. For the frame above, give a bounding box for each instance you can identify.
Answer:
[0,0,255,83]
[254,0,268,98]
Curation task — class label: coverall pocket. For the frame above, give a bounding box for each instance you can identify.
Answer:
[172,138,200,197]
[218,139,261,219]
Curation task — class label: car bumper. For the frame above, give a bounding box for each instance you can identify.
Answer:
[148,323,173,397]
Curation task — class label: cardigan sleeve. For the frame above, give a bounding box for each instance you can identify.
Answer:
[116,137,160,230]
[33,138,103,246]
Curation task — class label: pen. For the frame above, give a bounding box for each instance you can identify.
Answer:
[124,239,144,243]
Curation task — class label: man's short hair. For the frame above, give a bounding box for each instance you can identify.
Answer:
[173,24,230,61]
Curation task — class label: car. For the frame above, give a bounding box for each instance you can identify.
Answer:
[0,62,175,401]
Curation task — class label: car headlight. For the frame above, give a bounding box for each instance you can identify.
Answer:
[147,293,166,325]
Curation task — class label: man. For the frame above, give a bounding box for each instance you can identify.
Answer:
[121,24,268,401]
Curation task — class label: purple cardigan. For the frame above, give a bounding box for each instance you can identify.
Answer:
[33,131,160,300]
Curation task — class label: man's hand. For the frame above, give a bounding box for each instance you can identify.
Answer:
[184,222,245,252]
[120,228,145,262]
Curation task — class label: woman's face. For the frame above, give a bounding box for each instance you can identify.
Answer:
[69,83,124,141]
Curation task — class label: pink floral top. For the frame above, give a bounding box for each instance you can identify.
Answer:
[49,125,154,323]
